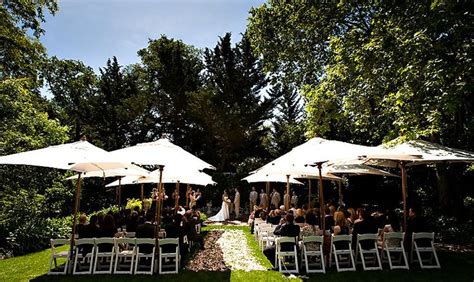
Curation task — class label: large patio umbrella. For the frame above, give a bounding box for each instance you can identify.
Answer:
[251,137,384,230]
[325,163,400,208]
[0,139,133,261]
[362,139,474,231]
[66,164,150,206]
[109,137,215,237]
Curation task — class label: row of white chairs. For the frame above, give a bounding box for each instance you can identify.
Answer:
[260,231,440,274]
[48,237,180,275]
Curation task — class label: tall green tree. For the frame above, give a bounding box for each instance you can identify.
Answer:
[248,1,473,215]
[268,83,305,157]
[190,33,274,171]
[138,36,203,150]
[0,0,57,81]
[43,57,97,140]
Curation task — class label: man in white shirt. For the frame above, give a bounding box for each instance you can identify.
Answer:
[249,187,258,211]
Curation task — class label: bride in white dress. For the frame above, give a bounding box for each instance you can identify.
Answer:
[208,190,230,221]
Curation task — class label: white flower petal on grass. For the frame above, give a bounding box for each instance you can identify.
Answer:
[215,229,266,271]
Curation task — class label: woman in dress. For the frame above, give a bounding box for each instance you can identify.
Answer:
[208,190,230,221]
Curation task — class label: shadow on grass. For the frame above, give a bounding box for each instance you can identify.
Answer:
[32,270,232,282]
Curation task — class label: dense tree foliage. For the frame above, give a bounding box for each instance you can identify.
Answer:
[268,83,305,157]
[248,1,473,218]
[190,33,274,171]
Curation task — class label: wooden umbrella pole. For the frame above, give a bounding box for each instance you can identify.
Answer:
[118,177,122,208]
[308,179,312,209]
[338,180,343,208]
[69,172,82,270]
[285,175,290,211]
[266,181,270,210]
[186,184,190,207]
[140,183,144,201]
[175,181,180,212]
[400,162,408,232]
[155,165,164,237]
[317,163,325,232]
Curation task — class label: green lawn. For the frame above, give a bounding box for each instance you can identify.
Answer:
[0,225,473,282]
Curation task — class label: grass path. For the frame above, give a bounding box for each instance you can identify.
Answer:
[0,225,473,281]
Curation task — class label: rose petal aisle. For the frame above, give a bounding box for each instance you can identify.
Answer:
[216,229,266,271]
[186,229,266,272]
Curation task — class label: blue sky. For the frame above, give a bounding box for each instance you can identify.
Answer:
[41,0,266,72]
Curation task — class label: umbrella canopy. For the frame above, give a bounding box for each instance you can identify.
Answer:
[66,164,150,180]
[0,140,131,172]
[105,169,216,187]
[361,139,474,232]
[252,137,384,176]
[109,137,215,170]
[364,140,474,167]
[243,172,304,184]
[325,163,399,177]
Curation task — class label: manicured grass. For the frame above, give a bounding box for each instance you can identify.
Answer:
[1,224,473,282]
[0,245,69,282]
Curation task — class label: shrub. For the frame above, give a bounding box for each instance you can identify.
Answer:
[125,198,142,211]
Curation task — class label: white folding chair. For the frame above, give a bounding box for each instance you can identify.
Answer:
[158,238,180,274]
[411,232,440,269]
[329,234,356,272]
[381,232,409,269]
[301,236,325,273]
[135,238,156,275]
[275,237,299,274]
[355,234,382,270]
[114,238,137,274]
[73,238,95,275]
[195,224,201,234]
[125,232,136,238]
[48,239,70,275]
[93,238,115,274]
[258,226,274,251]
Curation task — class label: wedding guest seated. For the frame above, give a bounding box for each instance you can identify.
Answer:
[98,214,118,251]
[263,214,300,267]
[405,206,429,250]
[279,205,287,217]
[372,208,387,229]
[76,213,88,237]
[352,208,377,249]
[136,212,156,253]
[126,211,139,233]
[267,209,281,225]
[300,211,320,251]
[324,206,335,231]
[294,209,305,224]
[183,211,205,250]
[333,211,350,249]
[81,215,99,238]
[346,207,356,228]
[164,213,187,261]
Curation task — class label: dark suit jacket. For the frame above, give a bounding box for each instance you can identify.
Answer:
[136,223,156,253]
[274,223,300,251]
[352,218,377,249]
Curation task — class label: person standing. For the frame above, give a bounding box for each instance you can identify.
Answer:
[283,190,290,210]
[270,188,281,209]
[234,188,241,218]
[249,187,258,211]
[291,191,298,208]
[260,189,269,209]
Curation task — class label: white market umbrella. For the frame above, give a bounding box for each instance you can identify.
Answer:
[66,164,151,206]
[242,173,305,184]
[110,138,215,227]
[362,139,474,231]
[0,139,134,263]
[251,137,384,229]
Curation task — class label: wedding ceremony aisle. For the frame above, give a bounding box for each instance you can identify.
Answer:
[0,225,473,281]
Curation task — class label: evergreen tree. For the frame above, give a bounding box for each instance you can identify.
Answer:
[190,33,274,171]
[269,83,305,157]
